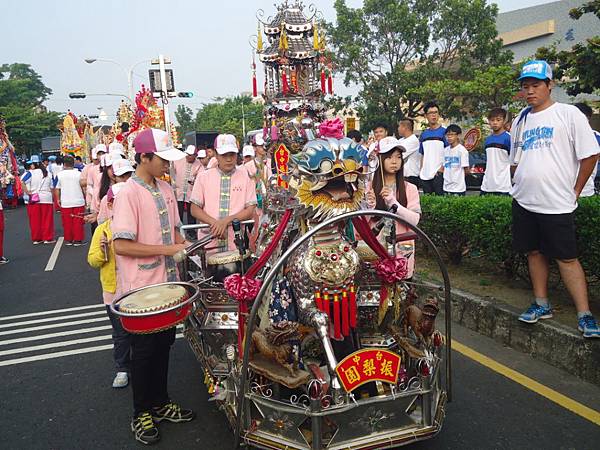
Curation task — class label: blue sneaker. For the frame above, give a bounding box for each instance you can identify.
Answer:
[578,315,600,339]
[518,303,553,324]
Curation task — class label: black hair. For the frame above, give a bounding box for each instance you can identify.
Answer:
[63,155,74,167]
[347,129,362,143]
[75,156,82,162]
[134,152,154,165]
[445,124,462,135]
[398,118,414,132]
[373,122,388,131]
[423,101,440,114]
[574,102,593,120]
[487,107,507,120]
[99,165,114,202]
[56,155,64,165]
[372,147,407,210]
[33,162,48,178]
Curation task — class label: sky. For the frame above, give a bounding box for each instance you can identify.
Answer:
[3,0,551,124]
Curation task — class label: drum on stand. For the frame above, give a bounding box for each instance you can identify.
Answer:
[206,250,253,282]
[111,282,199,334]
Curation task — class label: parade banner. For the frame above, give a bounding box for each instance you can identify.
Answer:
[335,348,401,392]
[275,143,290,188]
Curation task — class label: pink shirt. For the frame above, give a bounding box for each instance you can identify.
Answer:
[86,164,102,211]
[190,166,257,252]
[207,157,218,169]
[111,175,182,296]
[172,158,202,202]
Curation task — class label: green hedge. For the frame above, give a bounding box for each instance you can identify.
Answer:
[418,195,600,280]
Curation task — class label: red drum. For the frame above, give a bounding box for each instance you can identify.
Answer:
[111,282,198,334]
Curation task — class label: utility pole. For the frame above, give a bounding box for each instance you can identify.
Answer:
[241,102,246,138]
[158,54,171,136]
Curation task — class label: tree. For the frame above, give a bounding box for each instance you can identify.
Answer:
[0,63,61,155]
[194,96,263,143]
[326,0,513,129]
[174,105,195,138]
[536,1,600,96]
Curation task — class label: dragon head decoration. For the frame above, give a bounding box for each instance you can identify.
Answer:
[291,119,368,220]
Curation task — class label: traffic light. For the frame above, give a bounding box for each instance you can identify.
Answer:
[69,92,87,99]
[178,92,194,98]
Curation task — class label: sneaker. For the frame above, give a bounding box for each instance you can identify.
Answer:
[33,241,42,245]
[73,240,87,247]
[112,371,129,388]
[518,303,553,324]
[151,401,195,423]
[43,240,56,244]
[131,412,160,445]
[0,257,8,265]
[578,315,600,339]
[65,241,74,246]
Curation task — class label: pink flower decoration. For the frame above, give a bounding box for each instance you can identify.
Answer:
[374,255,410,284]
[319,118,344,139]
[224,274,263,302]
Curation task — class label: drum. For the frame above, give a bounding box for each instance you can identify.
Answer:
[111,282,198,334]
[356,241,378,262]
[206,250,253,282]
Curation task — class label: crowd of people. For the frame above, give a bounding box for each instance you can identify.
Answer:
[0,59,599,445]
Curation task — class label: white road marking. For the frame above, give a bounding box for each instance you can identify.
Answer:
[0,334,113,356]
[0,317,108,336]
[0,304,104,322]
[0,334,184,367]
[44,236,64,271]
[0,325,113,347]
[0,310,107,330]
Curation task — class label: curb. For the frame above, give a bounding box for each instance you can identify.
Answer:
[424,281,600,386]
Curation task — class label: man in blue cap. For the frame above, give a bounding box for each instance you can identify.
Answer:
[510,60,600,338]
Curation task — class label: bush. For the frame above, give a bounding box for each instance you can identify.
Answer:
[418,194,600,281]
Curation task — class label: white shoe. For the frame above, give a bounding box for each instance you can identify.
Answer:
[112,372,129,388]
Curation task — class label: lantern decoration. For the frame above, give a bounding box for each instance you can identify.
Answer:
[328,71,333,95]
[321,69,326,93]
[251,54,258,97]
[257,22,263,52]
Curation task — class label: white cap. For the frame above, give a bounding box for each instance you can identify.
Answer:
[215,134,239,155]
[101,153,122,168]
[133,128,185,162]
[92,143,108,159]
[197,149,207,158]
[378,136,404,155]
[108,142,125,156]
[242,145,255,157]
[112,158,135,176]
[254,134,265,146]
[185,145,196,155]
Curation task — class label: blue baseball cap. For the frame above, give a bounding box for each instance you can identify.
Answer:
[519,60,553,81]
[48,155,57,161]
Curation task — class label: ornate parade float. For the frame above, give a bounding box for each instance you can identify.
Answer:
[112,2,451,448]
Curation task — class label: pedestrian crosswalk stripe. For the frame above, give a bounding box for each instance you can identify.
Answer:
[0,309,107,330]
[0,325,113,347]
[0,334,113,356]
[0,317,108,337]
[0,303,104,322]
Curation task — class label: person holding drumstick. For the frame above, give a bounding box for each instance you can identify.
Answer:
[111,128,194,445]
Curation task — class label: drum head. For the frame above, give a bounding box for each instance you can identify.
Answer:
[119,284,189,314]
[207,250,250,265]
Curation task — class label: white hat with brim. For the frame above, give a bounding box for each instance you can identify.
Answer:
[254,134,265,146]
[197,149,207,158]
[109,142,125,156]
[133,128,185,162]
[378,136,404,155]
[185,145,196,155]
[112,158,135,176]
[215,134,239,155]
[242,145,255,157]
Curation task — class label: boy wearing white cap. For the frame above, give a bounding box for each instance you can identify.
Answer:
[511,60,600,338]
[171,145,201,225]
[242,145,255,164]
[190,134,257,252]
[111,128,194,444]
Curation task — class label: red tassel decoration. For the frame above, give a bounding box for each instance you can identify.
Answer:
[341,290,350,336]
[320,69,326,93]
[323,291,330,317]
[349,285,357,328]
[333,294,341,339]
[315,290,323,312]
[327,73,333,94]
[282,70,289,95]
[252,73,258,97]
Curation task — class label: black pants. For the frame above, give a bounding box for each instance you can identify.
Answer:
[420,173,444,195]
[177,201,196,226]
[105,306,131,372]
[131,328,175,415]
[405,176,421,189]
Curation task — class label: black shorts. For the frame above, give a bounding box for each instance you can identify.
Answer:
[511,200,578,260]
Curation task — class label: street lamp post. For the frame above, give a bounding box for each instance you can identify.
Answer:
[84,58,151,101]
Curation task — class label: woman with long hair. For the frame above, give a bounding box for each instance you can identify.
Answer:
[366,136,421,277]
[22,158,55,244]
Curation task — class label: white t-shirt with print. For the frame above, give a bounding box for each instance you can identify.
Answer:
[443,144,469,193]
[510,103,599,214]
[56,169,85,208]
[400,134,422,178]
[481,131,512,193]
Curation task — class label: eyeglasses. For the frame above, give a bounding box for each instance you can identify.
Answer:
[426,110,439,116]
